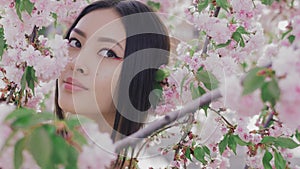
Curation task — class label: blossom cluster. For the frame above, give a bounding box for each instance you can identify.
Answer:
[150,0,300,168]
[0,0,89,109]
[0,1,117,168]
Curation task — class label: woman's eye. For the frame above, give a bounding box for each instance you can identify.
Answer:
[68,38,81,48]
[98,49,122,60]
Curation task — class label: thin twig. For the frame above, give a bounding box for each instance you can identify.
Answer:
[209,107,234,129]
[134,120,187,158]
[173,114,194,163]
[6,84,17,104]
[115,89,222,152]
[263,111,274,128]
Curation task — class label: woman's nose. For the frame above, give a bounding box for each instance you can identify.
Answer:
[67,58,89,75]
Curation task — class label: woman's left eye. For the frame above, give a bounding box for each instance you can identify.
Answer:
[97,49,122,60]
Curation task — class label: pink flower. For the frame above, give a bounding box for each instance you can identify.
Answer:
[257,44,279,67]
[206,156,230,169]
[276,74,300,130]
[246,151,264,169]
[194,14,231,44]
[220,76,264,117]
[230,0,255,21]
[78,123,116,169]
[0,104,15,148]
[170,160,180,168]
[0,147,14,169]
[203,53,241,81]
[0,0,11,6]
[273,46,300,77]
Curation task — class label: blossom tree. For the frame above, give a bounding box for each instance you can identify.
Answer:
[1,0,300,169]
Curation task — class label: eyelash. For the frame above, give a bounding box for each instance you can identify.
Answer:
[68,38,122,60]
[97,48,122,60]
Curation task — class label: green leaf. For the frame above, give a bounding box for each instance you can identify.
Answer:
[274,151,286,169]
[149,87,163,108]
[23,0,34,15]
[274,137,299,149]
[51,134,69,165]
[28,126,53,168]
[242,67,265,95]
[65,146,79,169]
[21,66,38,95]
[261,136,276,144]
[147,1,161,11]
[197,0,209,12]
[27,66,38,94]
[196,70,219,90]
[15,0,23,21]
[189,46,198,57]
[5,108,35,121]
[14,138,26,169]
[218,134,229,155]
[261,0,275,5]
[233,135,248,146]
[262,150,273,169]
[202,104,209,116]
[281,29,292,39]
[0,27,6,60]
[232,31,244,47]
[11,112,54,129]
[228,135,237,155]
[288,35,295,44]
[216,0,230,12]
[185,148,193,161]
[202,146,210,155]
[20,73,27,94]
[261,79,280,106]
[180,73,190,95]
[190,82,202,99]
[296,130,300,142]
[216,40,231,49]
[65,115,92,130]
[51,12,58,27]
[155,69,169,82]
[72,130,88,146]
[194,147,207,164]
[15,0,35,21]
[236,26,250,35]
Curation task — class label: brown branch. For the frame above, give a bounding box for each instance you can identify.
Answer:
[6,84,17,104]
[201,6,221,55]
[115,89,222,152]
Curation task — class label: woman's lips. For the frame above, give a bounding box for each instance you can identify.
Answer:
[63,77,88,92]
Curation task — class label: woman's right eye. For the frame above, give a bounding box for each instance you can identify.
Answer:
[68,38,82,48]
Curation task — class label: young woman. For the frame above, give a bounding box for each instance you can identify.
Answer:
[55,0,170,146]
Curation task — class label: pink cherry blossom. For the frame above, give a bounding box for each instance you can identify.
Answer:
[0,104,15,148]
[276,73,300,130]
[220,76,264,117]
[78,122,116,169]
[206,156,230,169]
[246,151,264,169]
[273,46,300,77]
[194,14,232,44]
[203,53,241,81]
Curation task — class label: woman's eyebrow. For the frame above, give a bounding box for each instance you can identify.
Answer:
[73,28,86,38]
[98,37,124,50]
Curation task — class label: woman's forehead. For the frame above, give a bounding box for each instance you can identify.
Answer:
[73,8,126,44]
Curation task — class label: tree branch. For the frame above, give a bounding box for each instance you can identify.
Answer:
[201,6,221,55]
[115,89,222,152]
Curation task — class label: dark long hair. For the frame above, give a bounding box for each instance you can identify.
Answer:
[55,0,170,142]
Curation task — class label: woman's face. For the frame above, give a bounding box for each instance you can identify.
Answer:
[58,8,126,129]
